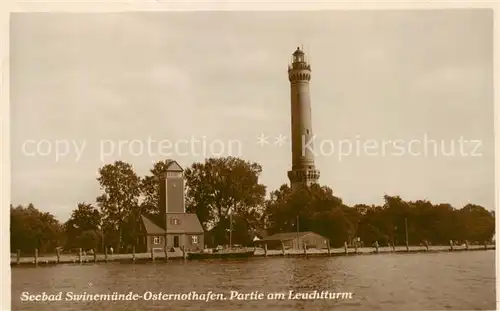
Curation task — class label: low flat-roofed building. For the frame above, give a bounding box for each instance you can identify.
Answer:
[254,231,328,250]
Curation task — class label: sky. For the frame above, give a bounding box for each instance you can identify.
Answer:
[10,10,494,222]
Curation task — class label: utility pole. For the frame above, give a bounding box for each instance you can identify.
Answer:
[101,225,105,254]
[405,217,409,246]
[296,215,299,249]
[229,213,232,249]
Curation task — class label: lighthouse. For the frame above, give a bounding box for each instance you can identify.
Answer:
[287,47,320,190]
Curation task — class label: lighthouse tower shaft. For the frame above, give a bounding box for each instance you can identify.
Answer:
[287,47,320,190]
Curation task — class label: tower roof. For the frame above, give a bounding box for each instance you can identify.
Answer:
[293,46,304,56]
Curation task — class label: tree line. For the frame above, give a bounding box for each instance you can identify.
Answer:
[10,156,495,254]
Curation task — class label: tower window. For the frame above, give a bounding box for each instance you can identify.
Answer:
[167,172,182,177]
[306,130,310,134]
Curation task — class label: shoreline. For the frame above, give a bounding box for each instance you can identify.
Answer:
[10,245,495,268]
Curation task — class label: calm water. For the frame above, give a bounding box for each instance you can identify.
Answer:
[12,251,496,311]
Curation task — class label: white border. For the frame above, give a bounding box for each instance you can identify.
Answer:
[1,1,498,311]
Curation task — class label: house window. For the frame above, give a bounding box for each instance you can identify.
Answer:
[191,235,198,244]
[153,237,161,244]
[171,218,180,225]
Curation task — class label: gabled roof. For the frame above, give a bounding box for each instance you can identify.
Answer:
[258,231,319,241]
[140,215,165,235]
[166,160,183,172]
[140,213,204,235]
[166,213,204,234]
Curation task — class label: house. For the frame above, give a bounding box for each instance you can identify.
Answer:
[136,160,204,253]
[253,231,328,250]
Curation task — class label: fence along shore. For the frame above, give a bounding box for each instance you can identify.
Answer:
[11,243,495,267]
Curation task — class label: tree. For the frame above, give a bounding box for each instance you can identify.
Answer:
[77,230,101,250]
[352,195,496,246]
[265,183,353,246]
[264,184,293,231]
[96,161,141,253]
[209,214,254,246]
[10,204,63,254]
[184,157,266,243]
[65,203,101,231]
[458,204,495,243]
[343,205,363,240]
[64,203,101,250]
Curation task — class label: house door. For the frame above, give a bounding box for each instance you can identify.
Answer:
[174,236,180,248]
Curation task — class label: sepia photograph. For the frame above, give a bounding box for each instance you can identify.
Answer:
[7,7,497,311]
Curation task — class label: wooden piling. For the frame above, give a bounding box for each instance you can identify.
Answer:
[449,240,454,251]
[327,241,331,256]
[465,241,469,251]
[405,242,409,252]
[164,235,168,262]
[281,241,285,256]
[182,246,187,260]
[344,241,348,255]
[264,244,268,257]
[16,249,20,265]
[78,248,82,264]
[303,243,307,256]
[375,241,379,253]
[151,248,155,262]
[56,248,60,263]
[132,246,136,263]
[34,249,38,266]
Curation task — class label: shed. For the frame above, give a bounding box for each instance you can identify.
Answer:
[253,231,329,250]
